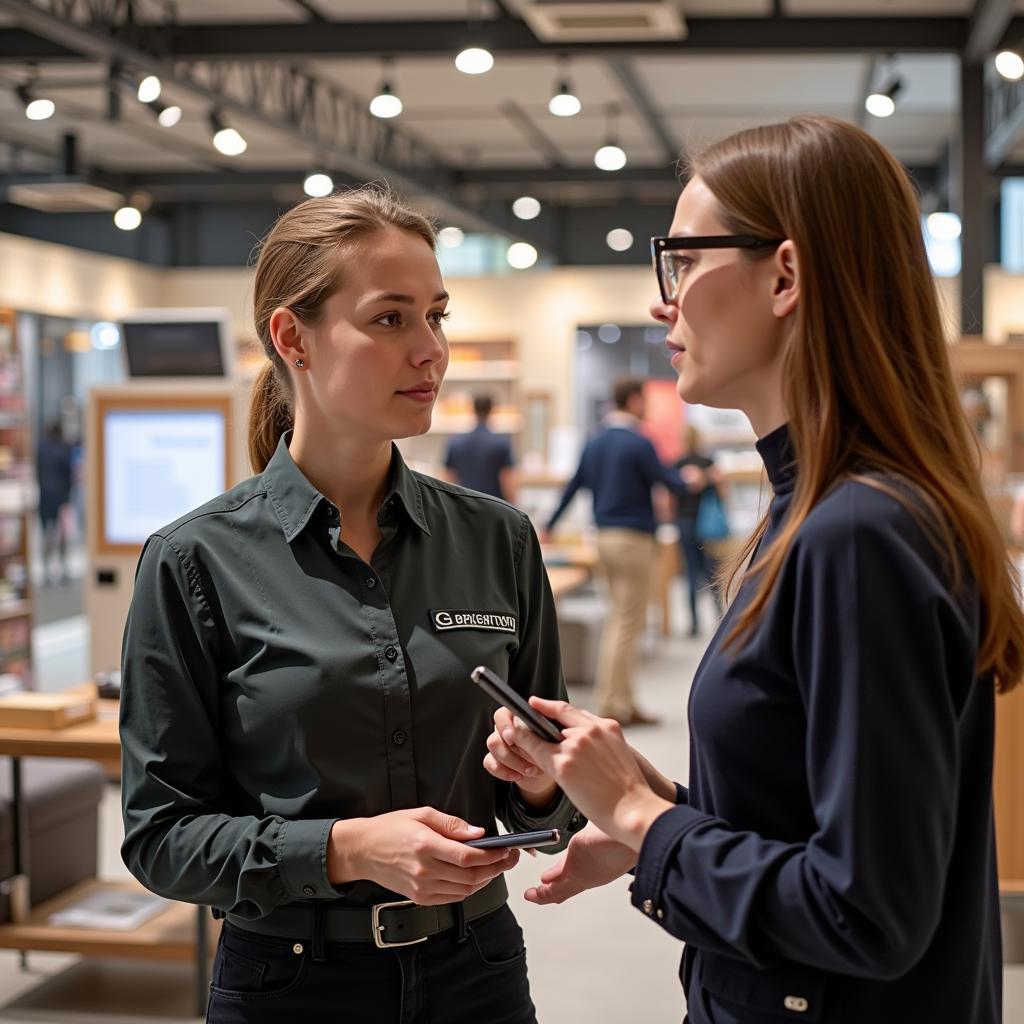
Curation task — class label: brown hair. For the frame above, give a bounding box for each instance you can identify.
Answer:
[695,115,1023,692]
[247,185,436,472]
[613,376,645,410]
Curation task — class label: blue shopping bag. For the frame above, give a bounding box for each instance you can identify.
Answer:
[696,489,730,542]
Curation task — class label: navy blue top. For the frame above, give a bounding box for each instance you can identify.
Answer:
[546,421,684,534]
[631,424,1000,1023]
[444,424,513,499]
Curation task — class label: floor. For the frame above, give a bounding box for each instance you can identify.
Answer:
[1,584,1023,1022]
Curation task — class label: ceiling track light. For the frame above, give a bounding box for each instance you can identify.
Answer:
[996,49,1024,82]
[15,81,54,121]
[549,55,581,117]
[456,0,493,75]
[370,58,403,119]
[865,57,903,119]
[303,169,334,198]
[147,98,181,127]
[114,205,142,231]
[136,74,161,104]
[209,110,247,156]
[595,103,627,171]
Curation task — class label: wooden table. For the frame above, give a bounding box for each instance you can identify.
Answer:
[546,565,591,598]
[0,684,215,1014]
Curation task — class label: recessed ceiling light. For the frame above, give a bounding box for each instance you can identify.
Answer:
[512,196,541,220]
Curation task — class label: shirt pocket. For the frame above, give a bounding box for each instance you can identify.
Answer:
[697,950,829,1022]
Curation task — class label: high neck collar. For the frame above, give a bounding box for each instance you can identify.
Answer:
[755,423,796,494]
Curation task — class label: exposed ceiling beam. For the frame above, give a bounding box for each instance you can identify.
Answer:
[0,17,996,63]
[455,165,679,186]
[965,0,1016,63]
[290,0,327,23]
[0,0,516,237]
[607,59,679,165]
[499,100,565,166]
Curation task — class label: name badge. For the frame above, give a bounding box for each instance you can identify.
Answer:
[430,609,517,634]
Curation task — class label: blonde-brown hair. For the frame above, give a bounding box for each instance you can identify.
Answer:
[248,185,436,472]
[696,115,1023,692]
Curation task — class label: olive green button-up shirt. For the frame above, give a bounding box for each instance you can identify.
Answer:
[120,434,582,921]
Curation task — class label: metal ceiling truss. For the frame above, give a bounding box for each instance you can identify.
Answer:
[0,0,518,236]
[985,74,1024,168]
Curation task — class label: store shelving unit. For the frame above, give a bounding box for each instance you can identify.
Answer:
[0,308,32,692]
[399,338,521,473]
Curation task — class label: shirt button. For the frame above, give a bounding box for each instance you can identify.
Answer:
[656,908,664,920]
[365,576,377,589]
[302,885,315,896]
[642,898,654,915]
[384,646,398,662]
[292,942,304,955]
[783,996,809,1013]
[392,729,407,746]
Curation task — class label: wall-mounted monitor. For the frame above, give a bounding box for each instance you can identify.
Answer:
[119,307,234,378]
[96,394,231,554]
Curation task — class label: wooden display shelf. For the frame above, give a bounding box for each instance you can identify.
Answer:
[546,565,591,598]
[430,415,522,434]
[0,879,218,962]
[0,600,30,622]
[444,361,519,381]
[721,469,766,484]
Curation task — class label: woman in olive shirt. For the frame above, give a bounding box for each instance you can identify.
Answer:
[119,187,579,1024]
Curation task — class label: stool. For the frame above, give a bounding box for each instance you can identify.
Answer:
[0,757,106,921]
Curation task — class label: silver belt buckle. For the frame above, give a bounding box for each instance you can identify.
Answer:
[371,899,429,949]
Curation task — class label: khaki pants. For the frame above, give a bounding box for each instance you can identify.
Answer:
[594,529,656,719]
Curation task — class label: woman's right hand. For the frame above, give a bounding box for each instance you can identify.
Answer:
[327,808,520,906]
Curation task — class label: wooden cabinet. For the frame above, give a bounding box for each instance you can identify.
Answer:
[0,308,32,692]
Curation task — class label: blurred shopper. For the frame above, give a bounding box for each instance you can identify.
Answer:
[544,377,684,726]
[674,425,726,636]
[120,187,580,1024]
[444,394,516,501]
[488,116,1021,1024]
[36,421,72,585]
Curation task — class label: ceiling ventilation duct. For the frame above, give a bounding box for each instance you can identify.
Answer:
[6,131,124,213]
[6,182,125,213]
[520,0,686,43]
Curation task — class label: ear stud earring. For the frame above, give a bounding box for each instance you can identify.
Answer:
[294,358,305,368]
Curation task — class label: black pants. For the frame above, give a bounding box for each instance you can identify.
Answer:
[206,905,537,1024]
[678,520,720,633]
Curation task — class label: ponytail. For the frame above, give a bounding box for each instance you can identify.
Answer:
[248,360,293,473]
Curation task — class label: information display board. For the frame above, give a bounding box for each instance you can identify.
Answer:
[95,394,231,555]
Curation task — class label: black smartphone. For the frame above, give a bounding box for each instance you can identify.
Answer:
[470,665,563,744]
[465,829,561,850]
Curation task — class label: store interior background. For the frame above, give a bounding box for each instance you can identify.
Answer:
[0,0,1024,1020]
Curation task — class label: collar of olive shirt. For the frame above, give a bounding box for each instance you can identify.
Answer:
[261,430,432,542]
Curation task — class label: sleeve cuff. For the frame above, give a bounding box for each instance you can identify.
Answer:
[674,782,689,805]
[276,818,340,900]
[507,787,586,852]
[630,802,704,923]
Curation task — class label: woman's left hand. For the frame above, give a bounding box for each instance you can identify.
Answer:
[505,698,675,851]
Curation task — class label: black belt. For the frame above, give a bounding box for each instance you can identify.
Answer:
[223,876,508,949]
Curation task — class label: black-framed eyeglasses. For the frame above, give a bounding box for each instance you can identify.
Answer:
[651,235,785,305]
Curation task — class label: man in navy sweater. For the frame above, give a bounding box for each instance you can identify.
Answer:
[545,378,684,724]
[443,394,516,502]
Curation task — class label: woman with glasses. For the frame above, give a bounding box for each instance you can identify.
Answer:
[482,115,1021,1023]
